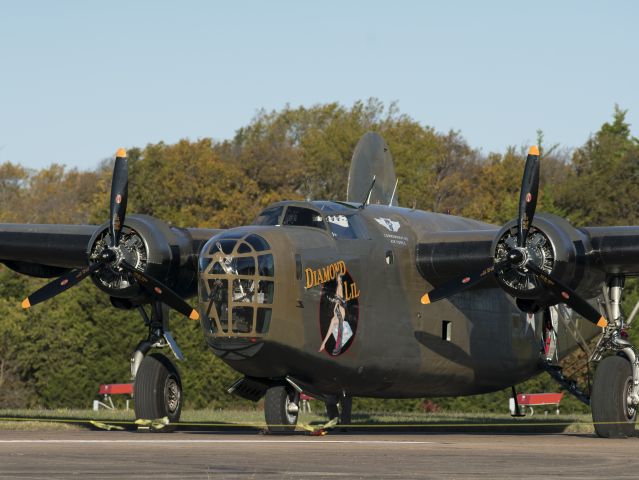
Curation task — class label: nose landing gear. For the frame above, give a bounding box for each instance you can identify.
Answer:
[264,385,300,433]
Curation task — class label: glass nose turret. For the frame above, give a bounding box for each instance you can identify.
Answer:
[198,231,275,338]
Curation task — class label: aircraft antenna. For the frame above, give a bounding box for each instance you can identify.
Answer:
[360,175,376,209]
[388,179,399,206]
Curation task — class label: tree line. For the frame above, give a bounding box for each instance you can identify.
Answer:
[1,99,638,413]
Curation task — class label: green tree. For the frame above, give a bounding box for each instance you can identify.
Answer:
[557,106,639,226]
[0,163,29,223]
[88,140,262,228]
[460,146,570,224]
[0,163,98,224]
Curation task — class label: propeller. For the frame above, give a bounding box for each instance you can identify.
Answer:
[21,263,102,309]
[517,145,540,247]
[421,260,508,305]
[420,146,608,328]
[119,262,199,320]
[109,148,129,247]
[21,149,199,321]
[524,262,606,327]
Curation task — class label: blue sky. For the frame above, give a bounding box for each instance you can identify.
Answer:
[1,1,637,170]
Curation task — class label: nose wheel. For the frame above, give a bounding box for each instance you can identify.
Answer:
[264,385,300,433]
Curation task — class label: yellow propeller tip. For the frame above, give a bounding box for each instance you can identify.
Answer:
[421,294,431,305]
[597,316,608,328]
[21,298,31,309]
[528,145,540,156]
[116,148,127,158]
[189,310,200,321]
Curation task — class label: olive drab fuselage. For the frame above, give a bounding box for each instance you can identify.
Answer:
[197,200,598,398]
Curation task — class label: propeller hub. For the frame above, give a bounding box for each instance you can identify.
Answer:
[494,225,555,298]
[99,248,117,264]
[507,248,527,267]
[89,227,148,294]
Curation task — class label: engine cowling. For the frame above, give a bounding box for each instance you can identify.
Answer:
[87,214,197,304]
[492,213,604,303]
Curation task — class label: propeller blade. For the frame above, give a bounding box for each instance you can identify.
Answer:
[120,262,199,320]
[109,148,129,247]
[524,262,607,327]
[517,146,540,247]
[22,263,101,309]
[421,260,508,304]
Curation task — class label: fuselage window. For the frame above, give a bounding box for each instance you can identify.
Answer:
[253,206,283,226]
[282,207,325,229]
[258,254,275,277]
[245,234,270,251]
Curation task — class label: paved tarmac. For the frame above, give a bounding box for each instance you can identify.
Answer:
[1,429,639,479]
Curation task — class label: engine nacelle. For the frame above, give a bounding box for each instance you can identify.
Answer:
[87,214,197,304]
[492,213,604,302]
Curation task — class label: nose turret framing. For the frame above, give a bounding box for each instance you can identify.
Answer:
[198,231,275,339]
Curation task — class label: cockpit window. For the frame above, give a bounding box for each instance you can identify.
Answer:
[282,206,325,229]
[326,214,357,239]
[326,214,368,239]
[253,206,283,226]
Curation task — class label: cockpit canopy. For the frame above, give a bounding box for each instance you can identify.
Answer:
[252,201,368,240]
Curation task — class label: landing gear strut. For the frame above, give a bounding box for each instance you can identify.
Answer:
[325,393,352,426]
[131,301,184,427]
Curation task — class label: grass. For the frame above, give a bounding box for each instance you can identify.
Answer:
[0,408,596,434]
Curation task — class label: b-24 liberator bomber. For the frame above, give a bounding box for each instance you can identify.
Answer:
[2,132,639,438]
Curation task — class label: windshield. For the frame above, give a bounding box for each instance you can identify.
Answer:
[253,206,283,226]
[282,206,325,229]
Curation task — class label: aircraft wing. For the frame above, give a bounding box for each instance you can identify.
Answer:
[583,226,639,275]
[416,228,498,284]
[0,220,221,303]
[0,222,219,272]
[417,224,639,285]
[0,223,99,276]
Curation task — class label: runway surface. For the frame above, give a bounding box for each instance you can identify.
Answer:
[1,429,639,479]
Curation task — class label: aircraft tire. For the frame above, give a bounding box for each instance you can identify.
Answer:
[264,385,298,434]
[134,353,182,431]
[591,355,636,438]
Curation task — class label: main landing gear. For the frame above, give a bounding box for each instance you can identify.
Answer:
[587,277,639,438]
[543,277,639,437]
[131,301,184,428]
[591,355,636,438]
[325,393,352,426]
